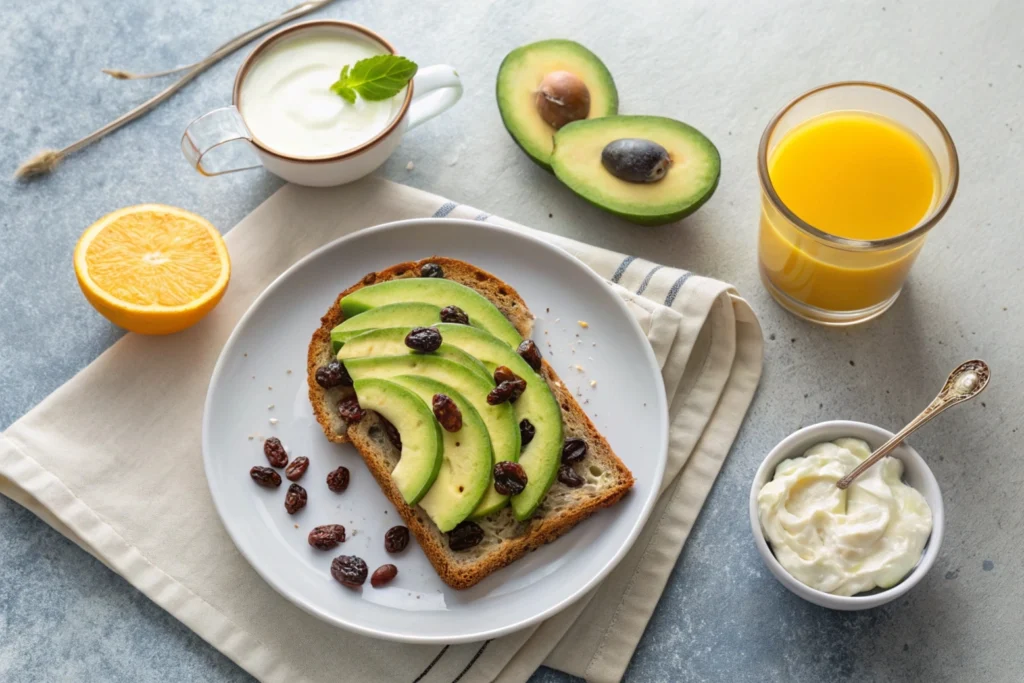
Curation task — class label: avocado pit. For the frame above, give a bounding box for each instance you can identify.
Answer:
[535,71,591,129]
[601,138,672,183]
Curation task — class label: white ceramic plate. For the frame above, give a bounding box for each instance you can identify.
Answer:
[202,218,668,643]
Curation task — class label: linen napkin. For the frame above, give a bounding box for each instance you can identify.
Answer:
[0,177,762,683]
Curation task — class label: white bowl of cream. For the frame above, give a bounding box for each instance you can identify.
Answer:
[749,420,944,610]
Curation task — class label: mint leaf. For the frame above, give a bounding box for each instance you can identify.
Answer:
[330,55,418,103]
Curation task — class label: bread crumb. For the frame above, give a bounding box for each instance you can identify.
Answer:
[546,307,550,313]
[590,380,597,388]
[286,369,293,375]
[269,418,279,425]
[406,161,415,170]
[268,404,275,410]
[268,386,273,391]
[555,318,560,322]
[243,353,248,357]
[578,321,589,328]
[575,365,585,372]
[294,524,299,529]
[247,435,254,441]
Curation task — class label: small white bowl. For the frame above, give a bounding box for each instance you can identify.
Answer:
[749,420,944,610]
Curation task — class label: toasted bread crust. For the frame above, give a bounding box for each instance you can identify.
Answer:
[308,257,634,589]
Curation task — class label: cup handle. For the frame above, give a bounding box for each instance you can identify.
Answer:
[406,65,463,130]
[181,106,261,176]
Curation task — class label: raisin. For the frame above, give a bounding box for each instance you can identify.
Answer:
[439,305,470,325]
[326,466,350,492]
[285,456,309,481]
[558,464,585,488]
[331,555,368,587]
[284,483,307,514]
[370,564,398,588]
[432,393,463,432]
[448,521,484,551]
[249,466,281,488]
[562,437,587,464]
[380,416,402,450]
[263,437,288,468]
[338,396,365,422]
[517,339,543,372]
[493,461,528,495]
[519,419,536,447]
[405,326,442,352]
[384,525,410,553]
[315,360,353,389]
[487,381,515,405]
[493,367,527,401]
[308,524,346,550]
[420,262,444,278]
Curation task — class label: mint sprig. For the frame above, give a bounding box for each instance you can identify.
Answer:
[330,55,418,104]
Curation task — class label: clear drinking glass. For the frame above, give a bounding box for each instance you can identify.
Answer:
[757,82,959,326]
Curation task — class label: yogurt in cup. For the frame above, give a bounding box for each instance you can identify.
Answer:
[182,20,462,186]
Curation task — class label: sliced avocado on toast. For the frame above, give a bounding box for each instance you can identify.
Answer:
[351,378,443,506]
[330,302,442,352]
[338,327,491,383]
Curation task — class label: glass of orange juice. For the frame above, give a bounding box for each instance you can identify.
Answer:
[758,82,959,325]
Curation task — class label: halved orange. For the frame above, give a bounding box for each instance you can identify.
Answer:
[74,204,231,335]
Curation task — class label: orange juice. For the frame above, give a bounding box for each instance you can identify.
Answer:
[759,111,942,315]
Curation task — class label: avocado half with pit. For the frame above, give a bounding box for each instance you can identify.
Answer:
[496,39,619,170]
[551,115,721,225]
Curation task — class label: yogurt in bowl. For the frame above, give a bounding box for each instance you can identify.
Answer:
[749,421,944,610]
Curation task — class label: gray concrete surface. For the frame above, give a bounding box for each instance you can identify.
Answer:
[1,0,1020,681]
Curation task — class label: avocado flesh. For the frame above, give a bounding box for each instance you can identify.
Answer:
[497,39,618,170]
[551,115,721,225]
[345,355,520,490]
[351,378,443,506]
[337,327,491,383]
[341,278,523,349]
[435,324,564,521]
[330,302,441,352]
[386,375,492,532]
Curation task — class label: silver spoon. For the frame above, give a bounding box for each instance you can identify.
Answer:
[836,360,990,490]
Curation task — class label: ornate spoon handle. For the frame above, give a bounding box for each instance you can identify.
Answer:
[836,360,990,490]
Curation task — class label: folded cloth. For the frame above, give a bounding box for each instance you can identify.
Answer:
[0,178,762,683]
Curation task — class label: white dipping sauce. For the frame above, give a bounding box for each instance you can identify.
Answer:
[757,438,933,596]
[239,32,404,158]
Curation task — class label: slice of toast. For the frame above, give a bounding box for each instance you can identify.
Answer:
[307,257,634,589]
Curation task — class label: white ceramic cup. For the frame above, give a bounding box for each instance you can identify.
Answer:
[749,420,945,610]
[181,20,462,187]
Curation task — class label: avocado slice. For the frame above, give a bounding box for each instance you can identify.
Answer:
[497,39,618,170]
[351,378,443,506]
[551,115,721,225]
[386,375,492,532]
[435,324,564,520]
[337,327,491,383]
[345,354,520,484]
[341,278,522,349]
[330,302,441,352]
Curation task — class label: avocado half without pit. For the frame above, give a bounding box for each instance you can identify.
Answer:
[497,39,619,170]
[551,115,721,226]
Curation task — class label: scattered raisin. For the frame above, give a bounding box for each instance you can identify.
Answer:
[326,466,350,492]
[284,483,307,514]
[448,521,485,551]
[493,365,519,384]
[380,416,402,450]
[487,381,515,405]
[558,464,585,488]
[384,525,410,553]
[405,326,442,352]
[285,456,309,481]
[308,524,346,550]
[315,360,353,389]
[371,564,399,588]
[517,339,543,371]
[432,393,463,432]
[439,305,470,325]
[331,555,368,587]
[493,461,528,495]
[562,437,587,464]
[263,437,288,468]
[249,466,281,488]
[420,262,444,278]
[338,396,365,422]
[519,419,536,447]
